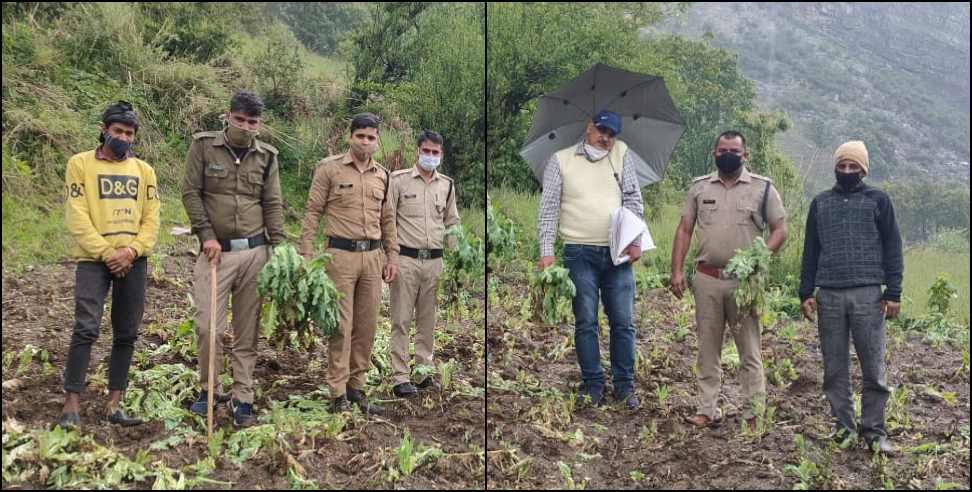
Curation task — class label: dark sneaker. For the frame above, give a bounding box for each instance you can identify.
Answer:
[189,390,232,415]
[106,409,142,426]
[577,383,604,407]
[229,399,256,427]
[617,392,640,411]
[415,376,437,390]
[866,435,895,455]
[56,412,81,429]
[393,382,418,398]
[347,388,385,415]
[332,395,352,413]
[829,426,858,447]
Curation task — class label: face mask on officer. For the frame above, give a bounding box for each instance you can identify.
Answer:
[418,154,441,172]
[351,140,377,158]
[715,152,743,174]
[224,116,259,148]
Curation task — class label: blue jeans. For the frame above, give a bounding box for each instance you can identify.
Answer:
[563,244,636,398]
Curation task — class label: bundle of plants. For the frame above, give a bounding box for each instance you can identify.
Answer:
[257,244,342,350]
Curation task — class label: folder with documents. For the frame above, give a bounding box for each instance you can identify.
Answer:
[609,207,655,265]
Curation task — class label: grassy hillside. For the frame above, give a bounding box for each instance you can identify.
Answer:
[657,2,970,190]
[2,3,482,272]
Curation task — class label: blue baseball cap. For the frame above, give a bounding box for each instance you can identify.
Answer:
[592,110,621,136]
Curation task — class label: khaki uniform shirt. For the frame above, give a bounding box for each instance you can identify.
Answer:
[389,167,460,250]
[682,167,785,268]
[181,131,285,244]
[300,152,399,263]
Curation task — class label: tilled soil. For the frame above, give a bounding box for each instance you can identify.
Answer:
[486,274,970,489]
[2,253,486,489]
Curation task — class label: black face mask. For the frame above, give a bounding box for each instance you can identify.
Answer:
[103,133,132,159]
[835,171,863,191]
[715,152,743,174]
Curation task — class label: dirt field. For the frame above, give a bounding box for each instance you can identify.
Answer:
[2,253,485,489]
[486,266,970,490]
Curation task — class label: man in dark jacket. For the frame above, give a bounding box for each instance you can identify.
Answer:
[799,140,903,454]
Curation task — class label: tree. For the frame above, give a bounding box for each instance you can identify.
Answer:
[268,3,369,56]
[350,2,486,206]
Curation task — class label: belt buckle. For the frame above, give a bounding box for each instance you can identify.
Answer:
[230,238,249,251]
[354,240,369,252]
[417,249,430,260]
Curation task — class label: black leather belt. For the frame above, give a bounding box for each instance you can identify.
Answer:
[400,246,443,259]
[218,233,266,252]
[328,237,382,252]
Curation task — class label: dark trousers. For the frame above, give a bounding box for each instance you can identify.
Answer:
[817,285,891,440]
[63,257,147,394]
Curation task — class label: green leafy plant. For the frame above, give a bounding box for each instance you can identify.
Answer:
[928,274,959,315]
[724,237,772,322]
[767,357,799,387]
[257,244,342,350]
[444,224,485,305]
[397,429,443,476]
[530,266,576,325]
[487,203,518,261]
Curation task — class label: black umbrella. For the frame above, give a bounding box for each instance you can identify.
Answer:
[520,63,685,186]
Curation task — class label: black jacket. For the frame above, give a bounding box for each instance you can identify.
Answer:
[799,183,903,302]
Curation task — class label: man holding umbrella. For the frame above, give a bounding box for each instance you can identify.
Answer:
[527,64,685,411]
[537,110,644,409]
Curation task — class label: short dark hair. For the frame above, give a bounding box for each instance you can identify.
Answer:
[350,113,381,134]
[416,130,444,147]
[714,130,746,149]
[102,101,139,131]
[230,91,264,117]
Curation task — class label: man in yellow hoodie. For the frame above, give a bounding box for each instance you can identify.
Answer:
[57,101,160,429]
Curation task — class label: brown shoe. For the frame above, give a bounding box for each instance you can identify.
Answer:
[685,414,717,428]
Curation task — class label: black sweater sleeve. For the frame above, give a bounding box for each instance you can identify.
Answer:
[876,192,904,301]
[798,197,820,301]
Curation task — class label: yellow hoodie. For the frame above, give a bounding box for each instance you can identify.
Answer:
[64,149,160,262]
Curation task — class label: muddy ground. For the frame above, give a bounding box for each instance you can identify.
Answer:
[2,252,486,489]
[486,268,970,489]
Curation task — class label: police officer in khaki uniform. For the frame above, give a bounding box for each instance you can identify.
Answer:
[182,91,285,427]
[300,113,399,414]
[387,131,460,398]
[670,131,788,429]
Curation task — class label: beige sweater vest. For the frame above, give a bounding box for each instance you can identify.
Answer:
[556,141,626,246]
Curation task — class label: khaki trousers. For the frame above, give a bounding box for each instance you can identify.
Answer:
[325,247,384,397]
[390,255,443,385]
[194,245,268,404]
[692,271,766,420]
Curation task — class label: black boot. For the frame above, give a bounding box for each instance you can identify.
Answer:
[106,408,142,426]
[393,382,418,398]
[347,388,384,415]
[415,376,437,390]
[331,395,352,413]
[56,412,81,429]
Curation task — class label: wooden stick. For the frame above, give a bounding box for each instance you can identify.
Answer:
[208,261,218,438]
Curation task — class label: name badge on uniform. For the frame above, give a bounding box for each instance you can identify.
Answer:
[208,164,225,173]
[338,183,353,189]
[404,193,417,199]
[703,199,716,204]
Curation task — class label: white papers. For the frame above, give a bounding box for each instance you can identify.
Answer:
[609,207,655,265]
